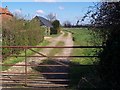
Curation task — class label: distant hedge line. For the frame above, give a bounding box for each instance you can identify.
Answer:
[2,18,44,59]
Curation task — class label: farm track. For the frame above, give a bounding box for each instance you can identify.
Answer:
[2,31,73,89]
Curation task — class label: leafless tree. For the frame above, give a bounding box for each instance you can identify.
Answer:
[46,13,57,22]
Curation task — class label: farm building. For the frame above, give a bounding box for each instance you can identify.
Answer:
[33,16,53,35]
[0,6,13,21]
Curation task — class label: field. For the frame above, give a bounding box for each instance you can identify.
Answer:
[63,28,103,89]
[64,28,102,64]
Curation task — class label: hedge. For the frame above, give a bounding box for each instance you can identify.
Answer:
[2,18,44,60]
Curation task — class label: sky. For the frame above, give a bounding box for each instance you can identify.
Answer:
[2,2,96,25]
[2,0,102,2]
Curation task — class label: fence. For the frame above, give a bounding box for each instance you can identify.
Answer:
[0,46,104,88]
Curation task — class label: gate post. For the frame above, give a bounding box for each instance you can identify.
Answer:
[25,48,27,86]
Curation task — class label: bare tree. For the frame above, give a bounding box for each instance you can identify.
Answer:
[46,13,57,22]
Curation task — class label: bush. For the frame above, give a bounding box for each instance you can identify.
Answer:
[86,2,120,88]
[2,17,44,60]
[50,20,60,34]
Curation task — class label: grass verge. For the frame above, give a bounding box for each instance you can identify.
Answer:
[47,41,65,56]
[64,28,101,64]
[69,64,100,89]
[63,32,68,37]
[63,28,102,89]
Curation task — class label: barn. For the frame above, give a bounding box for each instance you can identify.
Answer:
[33,16,53,35]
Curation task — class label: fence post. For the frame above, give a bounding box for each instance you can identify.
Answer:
[25,48,27,86]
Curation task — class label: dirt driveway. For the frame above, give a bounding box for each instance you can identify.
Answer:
[2,31,73,88]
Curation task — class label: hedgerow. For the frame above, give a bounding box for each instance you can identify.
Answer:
[2,17,44,60]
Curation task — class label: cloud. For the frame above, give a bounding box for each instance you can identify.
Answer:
[59,6,64,10]
[36,10,45,14]
[34,0,56,2]
[14,9,22,14]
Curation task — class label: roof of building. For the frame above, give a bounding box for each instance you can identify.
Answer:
[35,16,53,28]
[0,6,13,16]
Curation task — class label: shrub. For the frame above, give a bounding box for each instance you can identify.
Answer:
[85,2,120,88]
[2,17,44,60]
[50,20,60,34]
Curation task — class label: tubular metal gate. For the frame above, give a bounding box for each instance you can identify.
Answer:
[0,46,104,88]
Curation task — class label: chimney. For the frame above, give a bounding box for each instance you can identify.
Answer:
[5,6,8,10]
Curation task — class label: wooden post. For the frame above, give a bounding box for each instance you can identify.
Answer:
[25,48,27,86]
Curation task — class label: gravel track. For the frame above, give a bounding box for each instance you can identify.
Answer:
[2,31,73,88]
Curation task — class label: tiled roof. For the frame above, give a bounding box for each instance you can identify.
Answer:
[0,7,13,16]
[35,16,53,27]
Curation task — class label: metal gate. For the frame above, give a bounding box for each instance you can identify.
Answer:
[0,46,104,89]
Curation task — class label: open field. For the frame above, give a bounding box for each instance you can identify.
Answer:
[63,28,102,65]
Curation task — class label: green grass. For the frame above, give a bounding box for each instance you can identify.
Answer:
[47,41,65,56]
[2,40,49,71]
[63,32,68,37]
[63,28,101,65]
[63,28,102,89]
[69,65,100,89]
